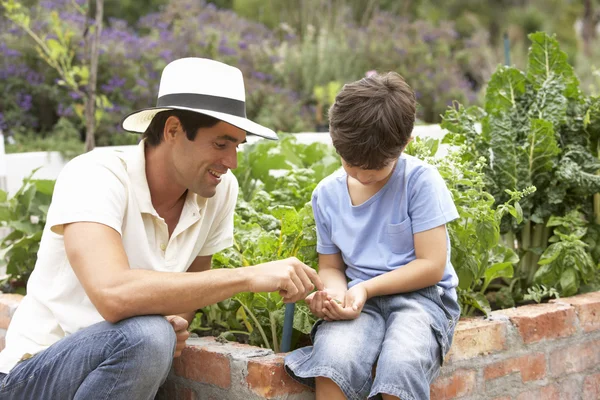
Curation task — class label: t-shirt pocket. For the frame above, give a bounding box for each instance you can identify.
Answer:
[386,217,414,254]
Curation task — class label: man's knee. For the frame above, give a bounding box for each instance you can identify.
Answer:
[115,315,176,366]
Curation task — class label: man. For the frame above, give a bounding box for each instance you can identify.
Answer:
[0,58,322,399]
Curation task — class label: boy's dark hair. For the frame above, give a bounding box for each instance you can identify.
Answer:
[143,109,221,147]
[328,72,416,170]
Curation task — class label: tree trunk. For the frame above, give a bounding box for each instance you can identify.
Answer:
[84,0,103,152]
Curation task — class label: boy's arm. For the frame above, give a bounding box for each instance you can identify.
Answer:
[318,252,348,300]
[360,225,447,299]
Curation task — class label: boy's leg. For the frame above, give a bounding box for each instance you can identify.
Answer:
[285,300,385,400]
[0,315,176,400]
[370,287,457,400]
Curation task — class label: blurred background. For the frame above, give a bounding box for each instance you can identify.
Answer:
[1,0,599,157]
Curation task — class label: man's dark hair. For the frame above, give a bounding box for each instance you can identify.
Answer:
[142,109,221,147]
[328,72,416,170]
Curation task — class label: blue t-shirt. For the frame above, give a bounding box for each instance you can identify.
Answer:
[312,154,459,292]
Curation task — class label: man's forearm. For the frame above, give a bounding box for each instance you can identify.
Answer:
[100,268,250,323]
[361,259,444,299]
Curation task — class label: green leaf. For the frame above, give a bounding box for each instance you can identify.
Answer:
[292,302,316,334]
[32,180,55,196]
[559,268,579,297]
[527,32,579,98]
[463,292,492,316]
[526,119,560,186]
[485,66,526,114]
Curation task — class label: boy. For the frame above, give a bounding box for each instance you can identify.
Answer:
[284,72,461,400]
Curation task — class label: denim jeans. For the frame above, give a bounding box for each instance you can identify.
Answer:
[285,286,461,400]
[0,315,176,400]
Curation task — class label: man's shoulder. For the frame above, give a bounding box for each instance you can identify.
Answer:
[61,150,129,181]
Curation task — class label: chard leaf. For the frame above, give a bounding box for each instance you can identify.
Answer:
[527,32,579,98]
[485,66,526,114]
[526,119,560,187]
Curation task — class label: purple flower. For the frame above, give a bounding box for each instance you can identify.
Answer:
[69,91,82,100]
[16,93,33,111]
[218,45,237,56]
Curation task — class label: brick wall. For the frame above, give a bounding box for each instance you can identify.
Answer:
[1,292,599,400]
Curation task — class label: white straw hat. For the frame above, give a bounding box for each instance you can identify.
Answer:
[121,58,278,140]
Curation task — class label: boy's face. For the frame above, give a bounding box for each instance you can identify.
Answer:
[341,158,398,186]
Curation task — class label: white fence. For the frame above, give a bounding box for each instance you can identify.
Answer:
[0,125,448,196]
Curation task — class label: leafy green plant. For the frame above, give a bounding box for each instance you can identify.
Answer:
[534,210,598,296]
[313,80,342,128]
[0,169,55,294]
[406,137,534,316]
[441,32,600,295]
[523,284,560,304]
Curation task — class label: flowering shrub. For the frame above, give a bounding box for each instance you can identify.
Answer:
[1,0,492,153]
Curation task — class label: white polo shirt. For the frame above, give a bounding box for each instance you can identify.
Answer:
[0,140,238,373]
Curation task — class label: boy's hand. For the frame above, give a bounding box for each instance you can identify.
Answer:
[322,284,367,321]
[306,289,344,319]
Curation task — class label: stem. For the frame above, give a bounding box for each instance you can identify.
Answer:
[220,330,250,337]
[520,221,532,280]
[526,222,546,285]
[240,303,271,350]
[595,142,600,224]
[269,312,280,353]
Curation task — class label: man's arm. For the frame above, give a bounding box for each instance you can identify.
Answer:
[360,225,447,299]
[64,222,322,323]
[175,255,213,325]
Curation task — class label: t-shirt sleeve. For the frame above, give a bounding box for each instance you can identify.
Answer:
[409,167,459,233]
[312,189,339,254]
[197,173,239,256]
[47,156,127,236]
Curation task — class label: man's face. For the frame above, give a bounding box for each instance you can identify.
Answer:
[170,120,246,198]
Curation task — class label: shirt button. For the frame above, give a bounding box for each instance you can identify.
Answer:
[160,243,167,251]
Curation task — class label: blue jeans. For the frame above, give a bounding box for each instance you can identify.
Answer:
[0,315,176,400]
[284,286,461,400]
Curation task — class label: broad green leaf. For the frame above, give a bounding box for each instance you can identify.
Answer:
[559,268,579,297]
[485,66,526,114]
[538,242,562,265]
[484,263,514,285]
[463,292,491,316]
[526,119,560,187]
[292,302,316,334]
[527,32,579,98]
[33,180,55,196]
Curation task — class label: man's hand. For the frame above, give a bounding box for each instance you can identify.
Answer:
[322,284,367,321]
[306,289,345,319]
[246,257,324,303]
[165,315,190,358]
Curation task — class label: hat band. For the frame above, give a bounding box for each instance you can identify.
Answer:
[156,93,246,117]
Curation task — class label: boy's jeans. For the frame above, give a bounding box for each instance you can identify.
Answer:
[0,315,176,400]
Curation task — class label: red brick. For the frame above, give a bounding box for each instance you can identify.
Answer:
[246,354,311,398]
[583,373,600,400]
[492,397,512,400]
[430,370,476,400]
[446,318,507,362]
[495,303,576,343]
[552,292,600,332]
[550,340,600,377]
[173,346,231,388]
[484,353,546,382]
[516,385,559,400]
